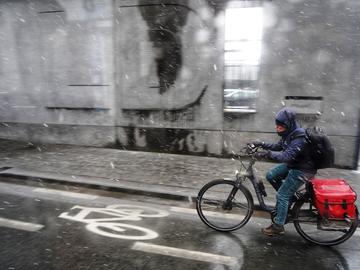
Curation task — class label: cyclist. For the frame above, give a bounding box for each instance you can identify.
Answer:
[251,107,317,236]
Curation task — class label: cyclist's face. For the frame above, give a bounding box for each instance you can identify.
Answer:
[275,124,287,133]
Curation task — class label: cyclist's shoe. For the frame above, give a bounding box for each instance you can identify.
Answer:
[262,223,285,236]
[269,208,292,224]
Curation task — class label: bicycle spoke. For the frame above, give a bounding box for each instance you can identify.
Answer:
[196,180,253,231]
[201,199,223,207]
[232,200,252,210]
[293,200,358,246]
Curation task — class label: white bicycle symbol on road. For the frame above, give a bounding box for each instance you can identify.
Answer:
[59,204,169,240]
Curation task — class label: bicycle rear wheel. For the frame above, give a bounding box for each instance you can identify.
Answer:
[293,198,358,246]
[196,179,254,232]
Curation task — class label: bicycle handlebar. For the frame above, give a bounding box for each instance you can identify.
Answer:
[233,144,260,159]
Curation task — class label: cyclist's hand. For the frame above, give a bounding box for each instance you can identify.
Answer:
[253,150,270,159]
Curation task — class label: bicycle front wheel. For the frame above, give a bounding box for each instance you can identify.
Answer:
[196,179,254,232]
[293,198,359,246]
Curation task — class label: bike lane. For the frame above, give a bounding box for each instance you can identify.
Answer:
[0,181,359,270]
[0,182,243,270]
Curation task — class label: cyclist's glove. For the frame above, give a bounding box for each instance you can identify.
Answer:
[254,150,270,159]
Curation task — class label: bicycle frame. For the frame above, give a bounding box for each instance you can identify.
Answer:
[234,154,309,215]
[234,156,273,212]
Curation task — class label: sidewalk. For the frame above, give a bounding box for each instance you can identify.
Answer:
[0,139,359,207]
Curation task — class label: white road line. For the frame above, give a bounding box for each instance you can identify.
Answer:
[33,188,98,200]
[170,207,245,220]
[132,242,238,266]
[354,230,360,237]
[0,217,44,232]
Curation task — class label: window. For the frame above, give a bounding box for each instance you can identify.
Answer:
[223,4,263,113]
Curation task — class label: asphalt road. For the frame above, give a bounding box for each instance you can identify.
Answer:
[0,180,359,270]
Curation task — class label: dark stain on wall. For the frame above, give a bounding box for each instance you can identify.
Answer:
[118,84,209,154]
[122,85,208,129]
[138,1,190,94]
[122,85,207,118]
[116,127,210,156]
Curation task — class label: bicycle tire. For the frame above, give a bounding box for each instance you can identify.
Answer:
[196,179,254,232]
[293,197,359,246]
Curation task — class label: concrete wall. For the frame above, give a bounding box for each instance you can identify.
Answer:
[0,0,115,145]
[0,0,359,168]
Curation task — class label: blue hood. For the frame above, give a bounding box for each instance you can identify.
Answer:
[275,108,299,137]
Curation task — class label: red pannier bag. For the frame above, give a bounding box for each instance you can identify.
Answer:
[311,179,357,220]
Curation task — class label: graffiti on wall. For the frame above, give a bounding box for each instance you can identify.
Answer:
[119,126,208,154]
[119,86,209,154]
[121,85,207,123]
[117,1,214,110]
[138,1,190,95]
[115,1,218,154]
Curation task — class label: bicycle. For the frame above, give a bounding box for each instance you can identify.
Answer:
[196,144,359,246]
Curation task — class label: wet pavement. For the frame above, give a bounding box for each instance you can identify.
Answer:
[0,181,359,270]
[0,139,359,207]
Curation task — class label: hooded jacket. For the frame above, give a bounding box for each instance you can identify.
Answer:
[262,108,317,174]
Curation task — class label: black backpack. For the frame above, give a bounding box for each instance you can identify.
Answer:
[304,127,335,169]
[291,126,335,169]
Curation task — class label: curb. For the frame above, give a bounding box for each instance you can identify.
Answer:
[0,167,270,211]
[0,167,198,202]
